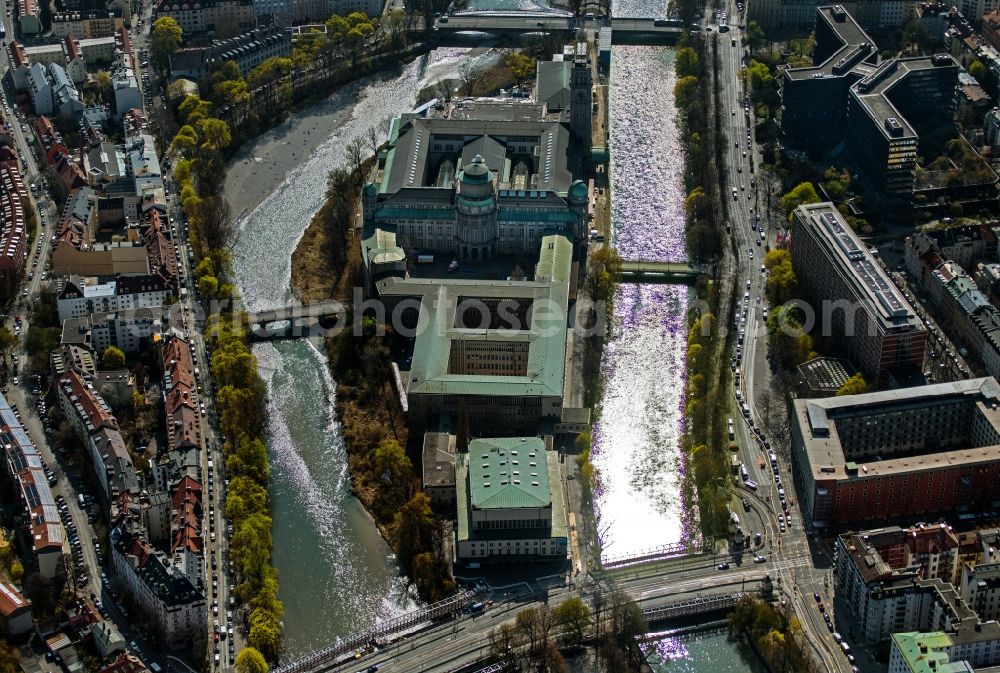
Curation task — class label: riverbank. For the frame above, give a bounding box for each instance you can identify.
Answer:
[224,47,500,219]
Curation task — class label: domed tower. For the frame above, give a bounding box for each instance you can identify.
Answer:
[455,155,498,261]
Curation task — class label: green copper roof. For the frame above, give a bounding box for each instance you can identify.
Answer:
[403,234,572,399]
[373,207,456,221]
[467,437,550,509]
[890,633,970,673]
[498,209,579,223]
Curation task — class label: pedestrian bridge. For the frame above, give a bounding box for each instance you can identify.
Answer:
[432,11,687,45]
[271,591,476,673]
[643,591,749,622]
[602,540,708,569]
[618,260,702,284]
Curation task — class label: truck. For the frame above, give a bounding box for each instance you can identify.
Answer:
[416,254,434,264]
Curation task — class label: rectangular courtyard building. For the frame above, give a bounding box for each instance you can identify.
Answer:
[456,436,568,563]
[792,377,1000,528]
[391,234,573,435]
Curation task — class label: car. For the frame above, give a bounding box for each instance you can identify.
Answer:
[827,621,834,632]
[717,562,730,570]
[818,603,825,612]
[753,554,766,563]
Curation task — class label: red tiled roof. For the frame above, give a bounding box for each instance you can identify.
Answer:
[63,33,81,61]
[0,576,29,617]
[61,370,118,432]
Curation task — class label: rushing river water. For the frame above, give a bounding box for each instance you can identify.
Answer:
[230,49,501,655]
[590,46,693,560]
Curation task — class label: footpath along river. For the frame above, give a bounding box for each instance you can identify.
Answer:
[225,36,761,672]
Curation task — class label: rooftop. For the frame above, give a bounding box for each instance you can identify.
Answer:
[421,432,457,491]
[398,234,572,400]
[796,202,922,329]
[794,377,1000,482]
[468,437,551,509]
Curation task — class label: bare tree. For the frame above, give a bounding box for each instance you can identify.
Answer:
[194,196,234,250]
[366,122,382,156]
[459,62,478,96]
[345,136,366,183]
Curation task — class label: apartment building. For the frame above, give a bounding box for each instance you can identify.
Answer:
[780,6,958,195]
[161,333,203,453]
[888,629,1000,672]
[960,561,1000,621]
[455,437,569,563]
[836,529,997,643]
[17,0,41,35]
[57,370,137,499]
[792,378,1000,527]
[168,24,290,80]
[111,525,206,650]
[57,274,171,321]
[0,393,63,578]
[50,11,122,38]
[62,308,162,355]
[0,577,32,637]
[154,0,255,38]
[0,146,29,278]
[791,202,927,381]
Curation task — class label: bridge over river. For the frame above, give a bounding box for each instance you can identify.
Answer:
[432,10,688,45]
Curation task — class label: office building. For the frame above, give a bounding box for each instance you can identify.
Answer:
[455,436,569,563]
[168,24,290,81]
[780,6,958,195]
[751,0,916,32]
[792,378,1000,527]
[791,202,927,380]
[61,308,162,355]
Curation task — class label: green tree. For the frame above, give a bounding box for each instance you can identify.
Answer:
[102,346,125,370]
[969,59,986,85]
[746,20,767,53]
[198,118,232,153]
[150,17,183,72]
[684,186,707,220]
[674,75,699,110]
[506,52,536,87]
[235,648,268,673]
[822,166,850,200]
[0,326,16,358]
[779,181,821,220]
[393,492,434,568]
[372,438,412,481]
[676,46,699,78]
[25,326,60,356]
[553,597,590,645]
[247,607,282,661]
[0,637,20,673]
[764,249,797,304]
[836,373,867,396]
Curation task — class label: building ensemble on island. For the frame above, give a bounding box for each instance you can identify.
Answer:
[358,45,597,564]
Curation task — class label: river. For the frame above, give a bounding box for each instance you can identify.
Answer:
[226,29,727,668]
[229,49,501,655]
